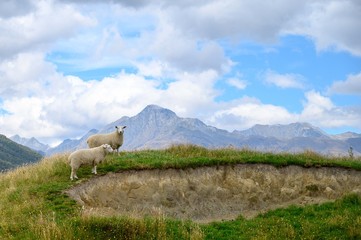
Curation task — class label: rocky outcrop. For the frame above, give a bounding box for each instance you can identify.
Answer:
[66,164,361,223]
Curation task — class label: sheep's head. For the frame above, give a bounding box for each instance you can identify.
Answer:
[115,125,126,134]
[102,144,114,153]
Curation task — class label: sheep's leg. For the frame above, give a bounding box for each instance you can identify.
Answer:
[92,165,97,174]
[70,168,78,180]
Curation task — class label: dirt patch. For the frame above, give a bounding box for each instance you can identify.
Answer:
[66,164,361,223]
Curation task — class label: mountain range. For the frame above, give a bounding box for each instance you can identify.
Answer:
[10,135,50,155]
[0,134,43,171]
[9,105,361,157]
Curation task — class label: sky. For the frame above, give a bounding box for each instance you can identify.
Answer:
[0,0,360,146]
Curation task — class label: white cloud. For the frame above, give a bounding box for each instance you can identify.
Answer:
[209,91,361,132]
[167,0,305,43]
[0,96,67,143]
[0,0,35,18]
[300,90,361,128]
[47,0,361,65]
[0,0,95,59]
[158,0,361,57]
[211,97,296,131]
[328,72,361,95]
[1,52,360,144]
[1,0,361,146]
[227,78,247,90]
[160,70,220,117]
[0,52,58,98]
[286,0,361,56]
[0,52,221,144]
[264,70,305,89]
[150,19,231,73]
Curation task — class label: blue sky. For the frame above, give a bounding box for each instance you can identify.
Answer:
[0,0,360,145]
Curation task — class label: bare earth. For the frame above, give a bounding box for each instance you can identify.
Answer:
[66,164,361,223]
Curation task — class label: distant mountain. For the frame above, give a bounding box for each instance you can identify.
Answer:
[0,134,43,171]
[346,137,361,154]
[10,135,50,155]
[331,132,361,141]
[14,105,358,156]
[46,129,98,156]
[235,123,329,140]
[87,105,238,150]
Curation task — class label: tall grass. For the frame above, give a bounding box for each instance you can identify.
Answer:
[0,150,204,239]
[0,144,360,239]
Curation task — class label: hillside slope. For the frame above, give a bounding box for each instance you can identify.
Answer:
[0,134,43,171]
[1,145,361,239]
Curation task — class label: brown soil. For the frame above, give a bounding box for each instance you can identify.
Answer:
[66,164,361,223]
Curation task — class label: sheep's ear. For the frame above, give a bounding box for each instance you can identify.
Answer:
[123,126,127,129]
[115,126,118,129]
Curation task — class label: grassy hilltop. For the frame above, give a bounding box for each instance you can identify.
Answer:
[1,145,361,239]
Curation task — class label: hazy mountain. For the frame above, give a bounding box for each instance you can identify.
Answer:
[229,122,355,155]
[0,134,43,171]
[346,137,361,154]
[46,129,98,156]
[10,135,50,155]
[331,132,361,141]
[235,123,329,140]
[15,104,359,156]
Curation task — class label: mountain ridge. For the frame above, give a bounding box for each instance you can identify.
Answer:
[235,122,330,140]
[10,134,50,155]
[9,105,360,156]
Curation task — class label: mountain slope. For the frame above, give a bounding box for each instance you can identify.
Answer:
[10,135,50,155]
[0,134,43,171]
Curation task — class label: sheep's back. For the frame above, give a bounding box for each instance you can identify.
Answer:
[87,132,120,148]
[87,133,110,147]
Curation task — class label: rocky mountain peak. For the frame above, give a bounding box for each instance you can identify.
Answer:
[10,134,49,153]
[138,104,177,120]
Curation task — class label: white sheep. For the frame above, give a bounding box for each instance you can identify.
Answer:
[87,125,126,155]
[69,144,113,180]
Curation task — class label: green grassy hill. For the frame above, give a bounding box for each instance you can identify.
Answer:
[0,145,361,239]
[0,134,43,171]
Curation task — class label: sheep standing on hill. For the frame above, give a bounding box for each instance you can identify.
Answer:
[87,126,126,155]
[69,144,113,180]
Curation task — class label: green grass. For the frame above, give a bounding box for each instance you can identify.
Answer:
[203,194,361,239]
[1,145,361,239]
[102,145,361,173]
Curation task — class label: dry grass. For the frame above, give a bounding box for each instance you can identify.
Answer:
[0,151,204,239]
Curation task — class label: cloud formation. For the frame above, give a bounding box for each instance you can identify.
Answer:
[0,1,95,60]
[328,73,361,95]
[0,0,360,145]
[264,70,305,89]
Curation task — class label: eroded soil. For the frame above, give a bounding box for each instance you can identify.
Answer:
[66,164,361,223]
